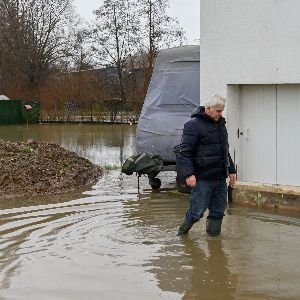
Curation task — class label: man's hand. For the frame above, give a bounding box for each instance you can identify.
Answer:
[228,174,236,187]
[186,175,196,188]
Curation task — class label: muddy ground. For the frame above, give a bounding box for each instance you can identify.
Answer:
[0,140,103,199]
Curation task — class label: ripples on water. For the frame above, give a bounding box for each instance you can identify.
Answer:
[0,171,185,299]
[1,125,300,299]
[1,170,300,299]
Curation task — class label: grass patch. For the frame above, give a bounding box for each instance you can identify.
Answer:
[19,146,33,153]
[103,164,121,171]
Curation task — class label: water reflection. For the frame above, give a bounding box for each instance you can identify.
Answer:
[123,189,237,300]
[182,239,237,300]
[145,238,237,300]
[0,124,136,166]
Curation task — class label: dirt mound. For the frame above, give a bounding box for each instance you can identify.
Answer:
[0,140,103,199]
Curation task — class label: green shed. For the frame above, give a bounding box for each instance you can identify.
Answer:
[0,100,40,125]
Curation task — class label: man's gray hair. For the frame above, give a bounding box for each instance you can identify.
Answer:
[203,95,226,108]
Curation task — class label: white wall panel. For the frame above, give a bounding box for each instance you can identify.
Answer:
[201,0,300,101]
[277,85,300,186]
[239,85,277,183]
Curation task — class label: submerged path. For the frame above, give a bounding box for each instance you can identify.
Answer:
[0,170,300,299]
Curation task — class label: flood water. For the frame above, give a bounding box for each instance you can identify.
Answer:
[0,124,300,300]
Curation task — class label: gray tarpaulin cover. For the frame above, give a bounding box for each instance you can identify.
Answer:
[136,45,200,162]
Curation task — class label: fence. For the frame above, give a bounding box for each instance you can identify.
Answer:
[40,99,141,124]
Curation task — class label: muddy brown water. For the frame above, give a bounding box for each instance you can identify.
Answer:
[0,124,300,300]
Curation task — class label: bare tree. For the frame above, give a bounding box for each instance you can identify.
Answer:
[136,0,185,90]
[72,27,95,71]
[54,20,96,74]
[93,0,139,105]
[0,0,75,99]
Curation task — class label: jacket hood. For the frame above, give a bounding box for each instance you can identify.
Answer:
[191,106,205,118]
[191,106,226,123]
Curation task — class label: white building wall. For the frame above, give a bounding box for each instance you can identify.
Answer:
[201,0,300,185]
[200,0,300,99]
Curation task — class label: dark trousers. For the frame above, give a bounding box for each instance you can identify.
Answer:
[185,178,227,223]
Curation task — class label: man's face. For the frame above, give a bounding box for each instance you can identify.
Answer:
[205,106,224,121]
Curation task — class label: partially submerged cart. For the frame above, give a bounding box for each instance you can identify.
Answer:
[123,45,200,190]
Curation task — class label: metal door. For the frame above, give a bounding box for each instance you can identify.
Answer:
[277,85,300,186]
[239,85,277,183]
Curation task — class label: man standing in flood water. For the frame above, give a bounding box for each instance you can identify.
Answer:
[177,95,236,236]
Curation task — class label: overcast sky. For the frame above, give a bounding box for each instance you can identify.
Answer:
[73,0,200,44]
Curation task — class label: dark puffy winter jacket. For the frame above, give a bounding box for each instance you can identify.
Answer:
[179,106,236,179]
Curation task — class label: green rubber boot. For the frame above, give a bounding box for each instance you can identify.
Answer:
[206,219,222,237]
[177,218,194,236]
